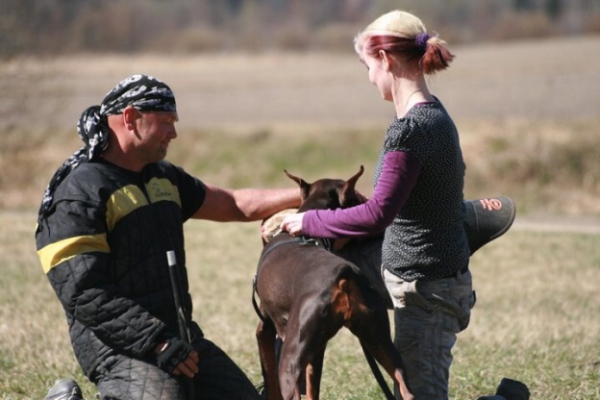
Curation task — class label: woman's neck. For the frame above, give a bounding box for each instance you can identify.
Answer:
[392,76,434,118]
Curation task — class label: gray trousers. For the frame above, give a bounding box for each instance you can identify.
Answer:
[93,333,261,400]
[385,269,475,400]
[337,236,476,400]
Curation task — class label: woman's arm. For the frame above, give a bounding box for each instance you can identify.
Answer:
[281,151,420,238]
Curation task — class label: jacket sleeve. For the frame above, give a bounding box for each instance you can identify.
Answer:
[37,198,167,358]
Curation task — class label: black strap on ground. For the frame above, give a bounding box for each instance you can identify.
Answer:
[361,344,395,400]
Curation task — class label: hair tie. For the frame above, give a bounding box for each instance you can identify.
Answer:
[415,32,430,50]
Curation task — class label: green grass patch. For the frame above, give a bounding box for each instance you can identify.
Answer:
[2,212,599,399]
[3,118,599,216]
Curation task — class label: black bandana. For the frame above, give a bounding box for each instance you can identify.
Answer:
[37,74,177,227]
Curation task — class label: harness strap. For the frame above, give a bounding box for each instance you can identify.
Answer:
[252,275,269,323]
[361,344,395,400]
[252,237,302,323]
[252,235,332,323]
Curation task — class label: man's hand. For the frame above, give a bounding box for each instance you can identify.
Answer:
[155,338,199,378]
[171,349,199,378]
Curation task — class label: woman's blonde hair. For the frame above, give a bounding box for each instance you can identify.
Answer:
[354,10,454,75]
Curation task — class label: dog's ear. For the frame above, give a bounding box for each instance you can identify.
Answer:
[284,170,311,201]
[339,166,364,207]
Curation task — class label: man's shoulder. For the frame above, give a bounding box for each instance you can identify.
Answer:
[55,162,129,202]
[65,162,117,185]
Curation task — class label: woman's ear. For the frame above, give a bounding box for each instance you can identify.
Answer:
[379,49,393,72]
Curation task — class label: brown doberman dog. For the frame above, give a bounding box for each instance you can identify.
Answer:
[253,166,414,400]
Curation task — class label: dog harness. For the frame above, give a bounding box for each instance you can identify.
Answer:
[252,234,332,323]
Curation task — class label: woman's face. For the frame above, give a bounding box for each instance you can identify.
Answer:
[360,50,393,102]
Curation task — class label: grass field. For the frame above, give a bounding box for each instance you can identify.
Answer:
[1,36,599,214]
[1,212,599,399]
[1,36,599,399]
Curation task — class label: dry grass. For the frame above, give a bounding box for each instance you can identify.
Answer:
[460,118,600,215]
[1,36,600,399]
[1,36,600,215]
[2,35,599,132]
[3,118,598,218]
[1,213,599,399]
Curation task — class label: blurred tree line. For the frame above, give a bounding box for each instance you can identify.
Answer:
[1,0,599,57]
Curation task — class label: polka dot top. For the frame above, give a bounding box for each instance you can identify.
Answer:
[374,100,470,281]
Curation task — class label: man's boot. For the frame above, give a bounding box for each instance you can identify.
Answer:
[44,379,84,400]
[476,377,530,400]
[495,378,530,400]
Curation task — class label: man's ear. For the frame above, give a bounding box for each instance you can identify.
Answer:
[122,106,141,129]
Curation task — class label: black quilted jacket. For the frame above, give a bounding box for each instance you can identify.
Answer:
[35,159,205,378]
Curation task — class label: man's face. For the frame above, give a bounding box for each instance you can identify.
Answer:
[134,111,179,164]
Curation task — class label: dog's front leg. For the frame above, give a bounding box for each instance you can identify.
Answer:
[256,319,283,400]
[278,342,303,400]
[304,345,325,400]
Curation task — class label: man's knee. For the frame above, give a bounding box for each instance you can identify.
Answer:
[95,356,182,400]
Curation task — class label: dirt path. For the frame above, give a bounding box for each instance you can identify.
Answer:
[2,36,599,217]
[512,215,600,234]
[1,36,599,132]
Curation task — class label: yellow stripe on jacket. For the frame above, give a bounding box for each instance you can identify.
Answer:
[39,178,181,273]
[38,234,110,274]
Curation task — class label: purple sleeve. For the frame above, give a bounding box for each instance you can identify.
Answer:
[302,151,421,238]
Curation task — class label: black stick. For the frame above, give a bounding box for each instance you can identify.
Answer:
[167,250,195,400]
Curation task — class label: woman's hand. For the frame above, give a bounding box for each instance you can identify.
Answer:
[280,212,306,237]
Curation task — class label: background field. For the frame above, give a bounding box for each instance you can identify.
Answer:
[0,35,599,399]
[2,36,600,214]
[1,215,599,399]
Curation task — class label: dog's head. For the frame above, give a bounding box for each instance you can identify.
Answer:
[285,166,365,212]
[261,167,366,244]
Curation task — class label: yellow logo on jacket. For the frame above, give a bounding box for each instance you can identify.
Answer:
[146,178,181,206]
[105,179,181,231]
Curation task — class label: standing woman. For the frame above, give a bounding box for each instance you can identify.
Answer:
[281,10,475,399]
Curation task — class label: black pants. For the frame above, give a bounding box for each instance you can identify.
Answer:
[93,335,261,400]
